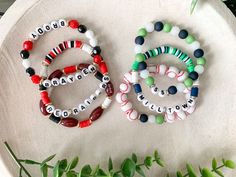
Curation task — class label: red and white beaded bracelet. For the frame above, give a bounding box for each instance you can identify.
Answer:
[40,63,114,128]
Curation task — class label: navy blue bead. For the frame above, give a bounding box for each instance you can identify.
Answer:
[49,114,61,124]
[191,87,199,97]
[168,86,177,95]
[20,50,30,59]
[188,71,199,81]
[140,114,148,123]
[194,49,204,58]
[178,29,188,39]
[154,21,164,31]
[138,62,147,70]
[133,84,142,94]
[135,36,144,45]
[93,46,101,55]
[26,67,35,76]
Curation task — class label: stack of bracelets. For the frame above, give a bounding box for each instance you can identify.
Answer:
[20,19,114,128]
[116,20,206,124]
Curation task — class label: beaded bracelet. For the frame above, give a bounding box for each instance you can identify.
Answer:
[20,19,103,84]
[134,20,206,74]
[40,63,114,128]
[116,70,197,124]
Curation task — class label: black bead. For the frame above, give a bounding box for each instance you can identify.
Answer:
[20,50,30,59]
[154,21,164,31]
[140,114,148,123]
[26,67,35,76]
[168,86,177,95]
[78,25,87,33]
[49,114,61,124]
[93,46,101,55]
[39,84,47,91]
[188,71,199,81]
[95,71,103,82]
[178,29,188,39]
[194,49,204,58]
[135,36,144,45]
[138,61,147,70]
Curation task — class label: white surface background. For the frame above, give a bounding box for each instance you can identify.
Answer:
[0,0,236,176]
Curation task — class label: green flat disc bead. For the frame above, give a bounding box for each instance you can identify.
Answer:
[135,53,145,62]
[132,61,139,71]
[185,35,195,44]
[145,76,154,87]
[163,23,172,32]
[138,28,147,37]
[197,57,206,65]
[155,115,164,124]
[184,78,193,87]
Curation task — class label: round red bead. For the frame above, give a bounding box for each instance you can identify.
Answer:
[31,75,41,84]
[93,55,103,64]
[69,20,79,29]
[23,41,33,51]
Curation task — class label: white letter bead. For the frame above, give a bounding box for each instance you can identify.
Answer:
[102,97,112,109]
[58,19,67,27]
[170,26,180,36]
[177,71,188,82]
[151,86,159,94]
[121,101,132,112]
[85,30,95,39]
[35,27,45,36]
[72,107,80,115]
[145,22,154,32]
[142,99,150,107]
[102,75,110,83]
[89,38,98,47]
[166,66,179,78]
[46,105,55,113]
[187,98,195,106]
[158,90,167,97]
[134,45,142,54]
[149,103,157,111]
[174,105,182,112]
[194,65,204,74]
[99,82,107,90]
[181,103,189,111]
[119,83,131,93]
[29,31,39,40]
[88,65,97,73]
[22,59,31,68]
[140,69,150,79]
[42,80,51,88]
[59,77,67,85]
[50,21,59,29]
[131,71,139,83]
[78,104,86,111]
[51,78,60,87]
[95,89,102,96]
[82,68,89,76]
[75,72,83,80]
[84,99,92,106]
[82,44,93,54]
[116,92,128,103]
[90,94,97,101]
[166,107,174,114]
[156,106,165,113]
[123,72,132,83]
[157,64,168,75]
[62,110,70,118]
[43,24,52,32]
[137,94,145,102]
[148,115,156,123]
[53,109,62,117]
[67,75,75,83]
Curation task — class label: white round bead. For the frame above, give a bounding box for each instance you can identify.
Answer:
[177,71,188,82]
[95,89,102,96]
[119,83,131,93]
[81,44,93,54]
[46,105,55,114]
[193,79,200,86]
[166,66,179,78]
[22,59,31,68]
[151,86,159,95]
[158,90,167,97]
[67,75,75,83]
[145,22,154,32]
[124,72,132,83]
[72,107,80,115]
[134,45,142,54]
[90,94,97,101]
[194,65,204,74]
[157,64,168,75]
[75,72,83,80]
[156,106,165,114]
[62,110,70,118]
[78,104,86,111]
[176,83,186,93]
[102,75,110,83]
[53,109,62,117]
[50,21,59,29]
[29,31,39,40]
[51,78,60,87]
[102,97,112,109]
[59,77,67,85]
[140,70,150,79]
[116,92,128,103]
[99,82,107,90]
[85,30,95,39]
[84,98,92,106]
[42,80,51,88]
[88,65,97,73]
[149,103,157,111]
[142,99,150,107]
[42,24,52,32]
[58,19,68,27]
[185,93,191,99]
[170,26,180,37]
[131,71,139,83]
[148,115,156,123]
[126,109,138,121]
[190,41,200,51]
[121,101,132,112]
[89,38,98,47]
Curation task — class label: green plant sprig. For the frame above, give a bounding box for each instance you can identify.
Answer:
[4,141,235,177]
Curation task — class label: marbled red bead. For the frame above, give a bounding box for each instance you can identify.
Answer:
[63,65,77,74]
[105,81,114,97]
[39,100,50,116]
[31,75,41,84]
[48,70,63,80]
[78,63,90,70]
[60,118,79,127]
[42,96,51,105]
[99,62,108,74]
[69,20,79,29]
[89,106,104,122]
[79,119,92,128]
[23,40,33,51]
[93,55,103,64]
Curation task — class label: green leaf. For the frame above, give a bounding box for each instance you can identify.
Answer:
[212,158,217,170]
[59,159,68,170]
[81,165,92,176]
[96,168,107,176]
[19,167,23,177]
[53,161,60,177]
[201,168,216,177]
[91,165,100,176]
[109,157,113,172]
[113,173,122,177]
[176,171,183,177]
[132,153,137,163]
[40,164,48,177]
[156,159,164,167]
[42,154,56,165]
[214,170,224,177]
[66,171,77,177]
[136,166,145,177]
[186,164,197,177]
[144,156,153,167]
[190,0,198,14]
[121,158,136,177]
[23,159,40,165]
[154,150,159,161]
[67,157,79,171]
[225,160,235,169]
